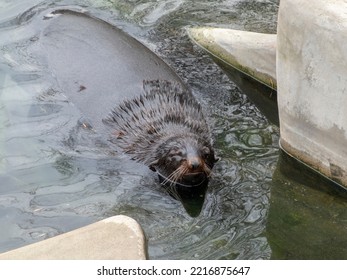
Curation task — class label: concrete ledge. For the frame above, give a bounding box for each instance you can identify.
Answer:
[0,215,147,260]
[187,27,277,90]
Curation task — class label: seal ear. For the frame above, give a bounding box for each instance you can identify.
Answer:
[214,155,220,163]
[148,159,159,172]
[149,165,156,172]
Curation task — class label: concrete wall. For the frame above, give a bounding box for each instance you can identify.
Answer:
[277,0,347,187]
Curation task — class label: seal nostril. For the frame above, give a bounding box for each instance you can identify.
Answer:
[189,160,200,170]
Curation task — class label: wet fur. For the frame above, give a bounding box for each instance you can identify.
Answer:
[103,80,216,184]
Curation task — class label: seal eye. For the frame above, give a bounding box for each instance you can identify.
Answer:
[168,146,182,156]
[172,155,183,163]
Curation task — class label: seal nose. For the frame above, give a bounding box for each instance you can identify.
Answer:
[188,157,201,171]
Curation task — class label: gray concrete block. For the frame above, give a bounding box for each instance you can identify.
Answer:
[0,215,147,260]
[188,27,277,90]
[277,0,347,187]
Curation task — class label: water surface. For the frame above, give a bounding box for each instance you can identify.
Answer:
[1,0,346,260]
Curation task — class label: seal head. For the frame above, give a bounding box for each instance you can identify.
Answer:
[103,80,218,188]
[153,134,216,187]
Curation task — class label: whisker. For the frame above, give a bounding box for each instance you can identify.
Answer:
[165,185,181,200]
[171,165,189,183]
[161,164,187,187]
[161,169,180,186]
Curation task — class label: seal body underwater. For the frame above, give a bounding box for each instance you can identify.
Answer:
[40,10,217,189]
[103,80,218,188]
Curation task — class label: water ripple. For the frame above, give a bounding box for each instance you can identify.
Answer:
[0,0,280,259]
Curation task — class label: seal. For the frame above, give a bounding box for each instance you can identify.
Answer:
[103,80,218,188]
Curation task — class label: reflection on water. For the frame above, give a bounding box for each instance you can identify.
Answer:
[0,0,346,260]
[268,152,347,259]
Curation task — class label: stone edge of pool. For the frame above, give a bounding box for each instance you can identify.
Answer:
[187,27,277,90]
[0,215,147,260]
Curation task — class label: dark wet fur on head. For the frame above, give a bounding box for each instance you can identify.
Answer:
[103,80,218,186]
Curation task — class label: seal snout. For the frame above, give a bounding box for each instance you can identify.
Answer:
[187,156,202,171]
[186,144,204,173]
